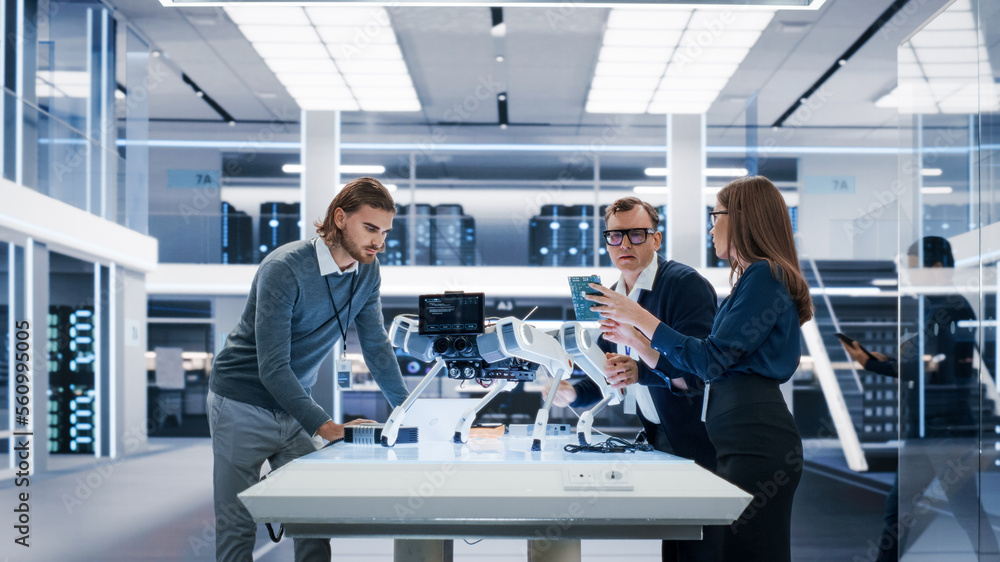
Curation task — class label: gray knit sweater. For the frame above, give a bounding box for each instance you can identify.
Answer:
[210,238,410,435]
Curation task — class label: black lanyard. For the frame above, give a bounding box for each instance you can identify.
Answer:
[326,272,360,356]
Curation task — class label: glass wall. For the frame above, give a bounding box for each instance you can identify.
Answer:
[895,0,1000,558]
[2,0,145,232]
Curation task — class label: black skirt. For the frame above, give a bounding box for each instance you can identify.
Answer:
[704,374,803,562]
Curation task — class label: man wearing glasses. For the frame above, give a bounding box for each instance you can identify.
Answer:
[546,196,721,561]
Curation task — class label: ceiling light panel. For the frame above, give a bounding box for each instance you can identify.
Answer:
[316,26,394,44]
[275,73,346,87]
[587,7,773,115]
[881,4,994,115]
[237,25,319,44]
[225,7,309,26]
[254,42,328,60]
[226,5,420,113]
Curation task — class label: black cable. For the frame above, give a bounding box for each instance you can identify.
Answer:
[564,435,653,454]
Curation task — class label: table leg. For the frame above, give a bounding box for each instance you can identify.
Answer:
[393,539,453,562]
[528,539,582,562]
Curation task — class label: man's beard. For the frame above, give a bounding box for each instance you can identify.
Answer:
[340,229,381,264]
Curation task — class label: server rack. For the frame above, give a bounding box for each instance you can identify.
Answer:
[259,202,301,260]
[47,305,96,454]
[221,202,254,264]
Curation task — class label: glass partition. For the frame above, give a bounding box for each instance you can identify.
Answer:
[896,0,999,558]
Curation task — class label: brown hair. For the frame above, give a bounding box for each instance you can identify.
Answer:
[314,177,396,247]
[717,176,813,325]
[603,196,659,229]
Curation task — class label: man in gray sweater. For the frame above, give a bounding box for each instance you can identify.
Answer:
[208,177,411,561]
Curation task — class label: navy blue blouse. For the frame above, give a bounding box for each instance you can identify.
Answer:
[650,260,802,383]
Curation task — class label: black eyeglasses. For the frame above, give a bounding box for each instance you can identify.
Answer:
[603,228,656,246]
[709,210,729,227]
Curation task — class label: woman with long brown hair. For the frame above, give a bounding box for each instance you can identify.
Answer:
[589,176,812,561]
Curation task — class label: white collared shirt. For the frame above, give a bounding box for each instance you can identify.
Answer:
[615,257,661,425]
[314,237,359,277]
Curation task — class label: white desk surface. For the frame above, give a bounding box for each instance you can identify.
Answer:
[240,435,752,540]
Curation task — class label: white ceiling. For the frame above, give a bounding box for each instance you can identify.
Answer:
[105,0,964,172]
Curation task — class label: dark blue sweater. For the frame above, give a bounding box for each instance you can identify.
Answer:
[572,256,718,469]
[651,260,801,384]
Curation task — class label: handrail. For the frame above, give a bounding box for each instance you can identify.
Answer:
[801,319,869,472]
[801,251,865,393]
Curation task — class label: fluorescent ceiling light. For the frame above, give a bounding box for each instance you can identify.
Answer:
[598,47,672,63]
[275,73,346,87]
[645,167,749,177]
[688,11,774,31]
[254,42,328,59]
[603,29,684,47]
[652,89,719,102]
[236,25,319,43]
[871,278,898,287]
[665,63,740,78]
[921,186,953,194]
[285,86,353,99]
[679,29,763,49]
[284,164,386,174]
[648,101,713,114]
[587,6,775,116]
[588,89,655,102]
[232,5,419,114]
[317,26,394,44]
[594,61,666,77]
[263,59,338,74]
[679,48,753,65]
[592,75,661,90]
[343,74,413,88]
[334,58,408,75]
[353,86,418,100]
[585,101,648,114]
[225,7,309,26]
[296,98,360,111]
[305,6,389,26]
[921,168,943,176]
[658,77,730,91]
[707,167,749,176]
[606,11,690,30]
[329,43,402,61]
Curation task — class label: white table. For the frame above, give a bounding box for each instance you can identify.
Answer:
[239,434,751,561]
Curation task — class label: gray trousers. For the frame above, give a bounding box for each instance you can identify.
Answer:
[208,390,331,562]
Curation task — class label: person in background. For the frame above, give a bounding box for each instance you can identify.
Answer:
[545,196,720,561]
[587,176,810,562]
[208,177,411,562]
[839,236,997,561]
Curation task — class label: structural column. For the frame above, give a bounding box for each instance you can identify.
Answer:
[667,114,706,267]
[300,110,341,423]
[301,110,341,239]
